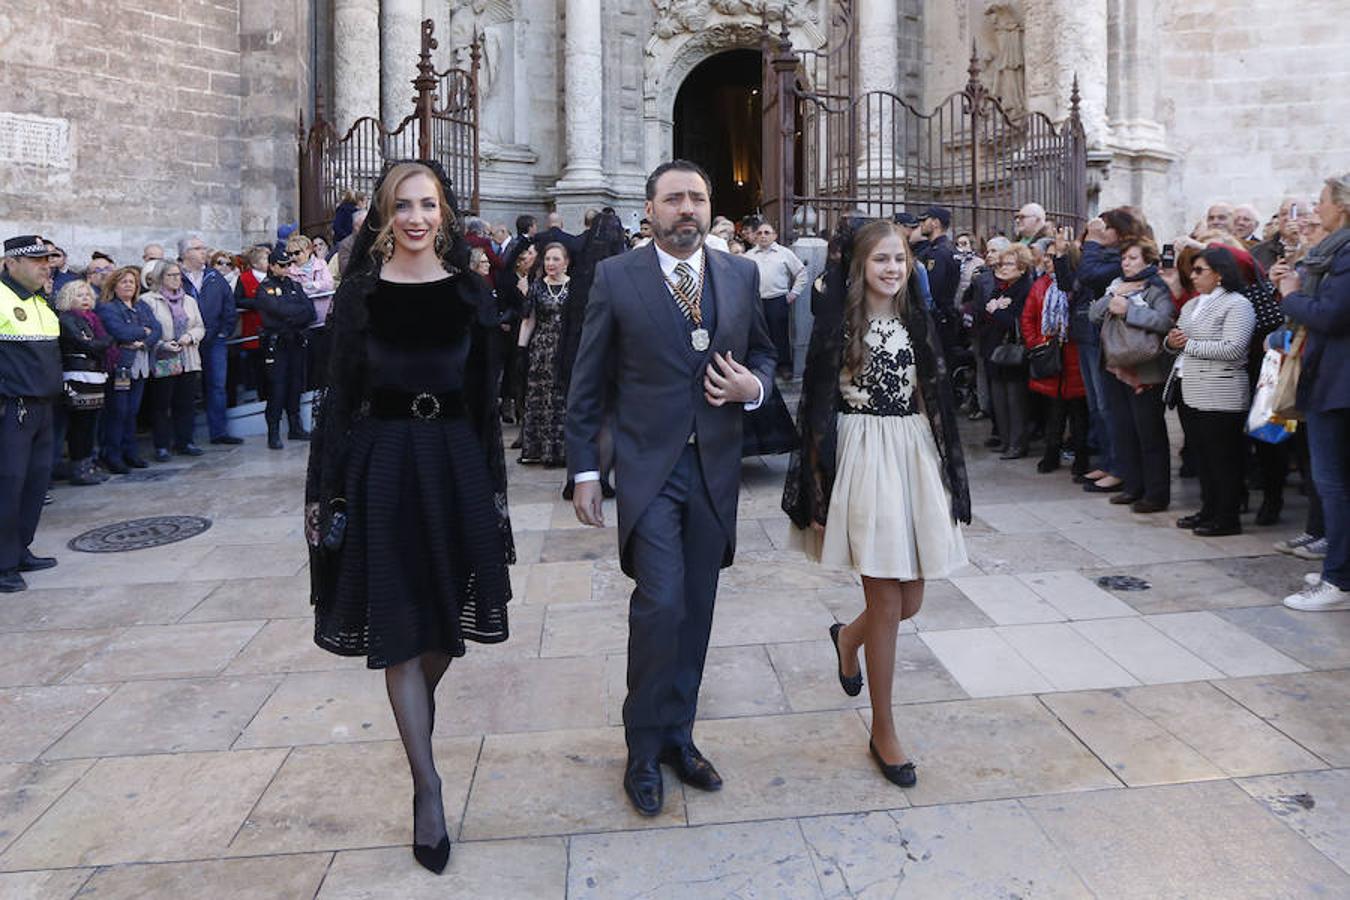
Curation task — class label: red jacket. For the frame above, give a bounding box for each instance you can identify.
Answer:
[235,269,263,350]
[1022,273,1086,400]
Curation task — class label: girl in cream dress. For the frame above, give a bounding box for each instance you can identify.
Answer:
[784,218,971,788]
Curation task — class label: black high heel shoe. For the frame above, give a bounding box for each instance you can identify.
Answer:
[829,623,863,697]
[411,797,451,874]
[869,740,917,788]
[413,835,451,875]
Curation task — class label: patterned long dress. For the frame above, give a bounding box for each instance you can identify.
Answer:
[520,278,569,465]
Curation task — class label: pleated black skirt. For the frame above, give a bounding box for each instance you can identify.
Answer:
[314,415,511,668]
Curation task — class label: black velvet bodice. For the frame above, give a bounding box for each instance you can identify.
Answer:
[367,278,473,393]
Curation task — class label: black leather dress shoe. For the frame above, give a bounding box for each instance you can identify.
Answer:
[210,435,244,445]
[659,744,723,792]
[623,756,664,816]
[1193,522,1242,537]
[18,551,56,572]
[125,455,149,469]
[869,740,917,788]
[176,444,205,457]
[0,570,26,593]
[1176,513,1211,530]
[1131,499,1169,514]
[1108,492,1141,505]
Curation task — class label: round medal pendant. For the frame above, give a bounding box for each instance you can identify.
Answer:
[13,307,27,322]
[691,328,710,352]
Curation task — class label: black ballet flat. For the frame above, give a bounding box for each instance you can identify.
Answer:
[869,740,917,788]
[413,835,451,874]
[829,623,863,697]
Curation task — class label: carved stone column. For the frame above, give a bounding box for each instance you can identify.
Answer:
[855,0,902,201]
[333,0,380,132]
[556,0,605,189]
[856,0,901,98]
[381,0,423,127]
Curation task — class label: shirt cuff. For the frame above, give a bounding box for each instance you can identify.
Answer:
[743,378,766,411]
[574,471,601,483]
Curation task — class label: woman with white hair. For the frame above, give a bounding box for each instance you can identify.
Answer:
[54,280,112,485]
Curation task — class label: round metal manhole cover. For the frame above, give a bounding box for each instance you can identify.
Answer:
[1096,574,1151,592]
[69,516,213,553]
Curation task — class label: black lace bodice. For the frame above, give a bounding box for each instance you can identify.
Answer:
[839,315,919,417]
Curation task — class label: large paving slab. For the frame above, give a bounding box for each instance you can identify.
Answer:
[1023,781,1350,896]
[799,802,1093,898]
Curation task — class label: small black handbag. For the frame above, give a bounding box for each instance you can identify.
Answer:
[989,324,1026,370]
[1027,340,1062,380]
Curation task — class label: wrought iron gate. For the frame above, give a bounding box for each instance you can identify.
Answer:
[761,3,1086,240]
[299,20,479,234]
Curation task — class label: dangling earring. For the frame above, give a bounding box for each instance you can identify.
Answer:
[434,230,446,253]
[380,232,395,261]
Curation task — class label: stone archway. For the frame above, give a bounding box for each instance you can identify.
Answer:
[673,49,762,218]
[641,9,825,172]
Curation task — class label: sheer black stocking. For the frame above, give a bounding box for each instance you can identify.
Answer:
[386,654,448,847]
[419,651,452,731]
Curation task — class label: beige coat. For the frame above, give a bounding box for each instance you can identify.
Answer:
[142,291,206,374]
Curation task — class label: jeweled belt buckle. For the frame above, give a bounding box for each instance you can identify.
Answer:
[410,392,441,420]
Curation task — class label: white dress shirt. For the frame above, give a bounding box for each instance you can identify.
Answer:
[573,239,765,485]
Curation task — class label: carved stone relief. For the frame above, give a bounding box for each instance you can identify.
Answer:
[980,2,1026,119]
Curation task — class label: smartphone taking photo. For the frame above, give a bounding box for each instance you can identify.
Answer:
[1160,243,1176,269]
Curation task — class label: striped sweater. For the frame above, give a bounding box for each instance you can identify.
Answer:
[1164,288,1255,412]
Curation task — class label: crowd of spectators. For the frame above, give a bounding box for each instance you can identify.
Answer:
[925,180,1348,613]
[9,173,1346,611]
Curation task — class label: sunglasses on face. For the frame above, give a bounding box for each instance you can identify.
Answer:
[1191,264,1212,274]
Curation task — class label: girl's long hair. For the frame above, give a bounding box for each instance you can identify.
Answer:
[842,219,912,374]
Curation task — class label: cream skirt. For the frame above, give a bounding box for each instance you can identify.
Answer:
[799,413,968,580]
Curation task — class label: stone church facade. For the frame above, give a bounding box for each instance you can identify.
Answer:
[2,1,1347,263]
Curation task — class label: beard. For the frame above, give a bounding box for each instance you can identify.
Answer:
[655,215,708,252]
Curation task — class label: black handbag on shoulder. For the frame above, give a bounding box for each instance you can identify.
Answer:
[1027,340,1062,380]
[989,323,1026,371]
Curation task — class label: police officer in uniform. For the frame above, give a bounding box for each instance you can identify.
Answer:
[255,247,315,449]
[0,236,63,592]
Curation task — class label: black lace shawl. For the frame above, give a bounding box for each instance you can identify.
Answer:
[782,237,971,530]
[305,162,515,606]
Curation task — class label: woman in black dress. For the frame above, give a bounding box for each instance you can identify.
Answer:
[518,242,571,465]
[305,161,513,875]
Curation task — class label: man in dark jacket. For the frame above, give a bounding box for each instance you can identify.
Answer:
[533,211,584,258]
[179,234,242,445]
[254,247,316,449]
[916,205,961,344]
[0,236,63,592]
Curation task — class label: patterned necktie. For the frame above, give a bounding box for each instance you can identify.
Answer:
[670,261,702,327]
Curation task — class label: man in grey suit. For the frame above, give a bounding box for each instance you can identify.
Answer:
[566,161,777,816]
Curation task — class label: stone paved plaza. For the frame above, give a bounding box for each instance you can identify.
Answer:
[1,423,1349,898]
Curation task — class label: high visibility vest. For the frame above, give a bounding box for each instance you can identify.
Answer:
[0,278,59,340]
[0,276,63,398]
